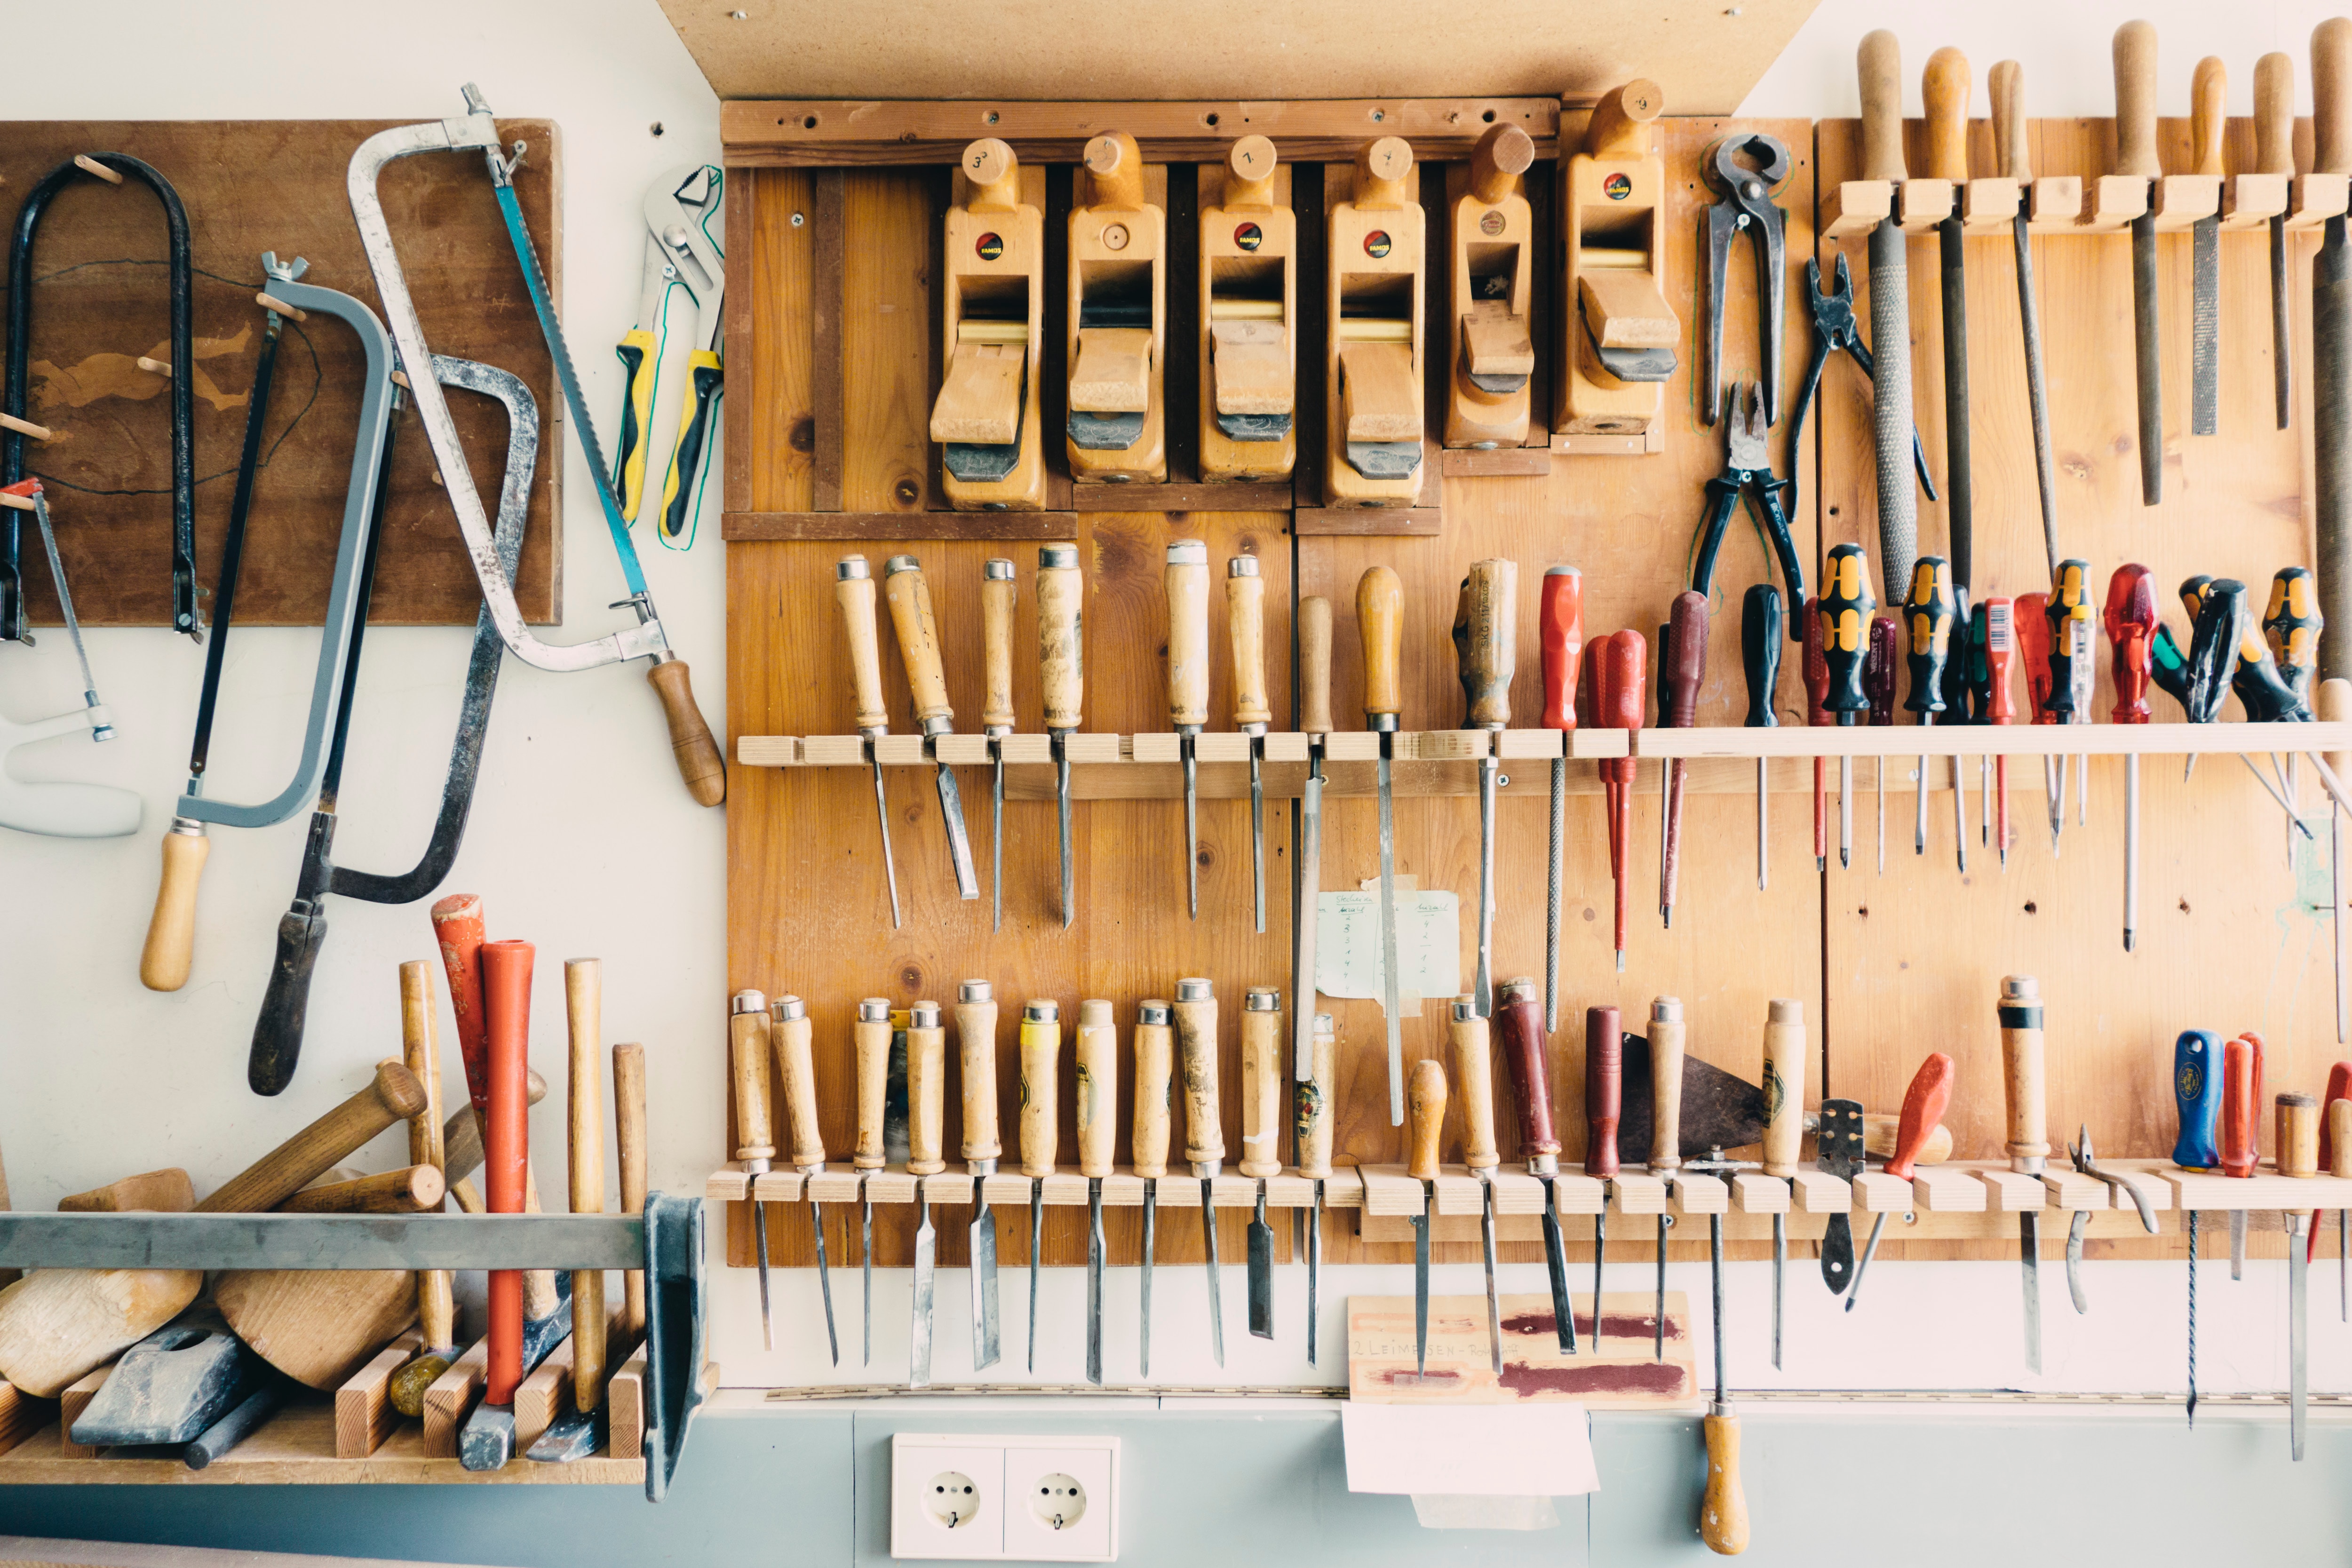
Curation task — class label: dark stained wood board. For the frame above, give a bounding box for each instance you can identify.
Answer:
[0,119,561,626]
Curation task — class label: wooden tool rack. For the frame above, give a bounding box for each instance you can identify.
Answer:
[721,94,2349,1310]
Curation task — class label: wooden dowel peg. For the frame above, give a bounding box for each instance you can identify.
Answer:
[74,155,122,185]
[0,492,36,513]
[136,356,170,379]
[0,411,55,442]
[255,291,308,322]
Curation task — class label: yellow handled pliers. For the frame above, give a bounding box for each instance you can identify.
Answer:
[614,164,724,545]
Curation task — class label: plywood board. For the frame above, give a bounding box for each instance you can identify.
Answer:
[0,120,560,626]
[1345,1291,1695,1405]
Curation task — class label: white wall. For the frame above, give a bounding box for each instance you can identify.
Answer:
[2,0,2345,1409]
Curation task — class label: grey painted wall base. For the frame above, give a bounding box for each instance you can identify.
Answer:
[2,1399,2346,1566]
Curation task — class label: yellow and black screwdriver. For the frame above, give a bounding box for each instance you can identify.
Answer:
[1820,543,1878,868]
[1903,557,1957,869]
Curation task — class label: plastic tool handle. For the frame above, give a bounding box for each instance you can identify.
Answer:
[613,1042,648,1336]
[430,892,491,1110]
[981,559,1017,733]
[1229,557,1272,730]
[773,1000,825,1170]
[1742,584,1783,727]
[1649,999,1685,1174]
[907,1004,946,1177]
[1990,60,2031,184]
[1923,47,1972,184]
[1241,991,1284,1178]
[1983,599,2018,723]
[1865,615,1899,726]
[1495,979,1560,1162]
[2320,18,2352,177]
[854,1000,890,1169]
[1998,975,2048,1171]
[1885,1052,1957,1180]
[2113,20,2162,181]
[479,938,533,1408]
[1761,998,1807,1178]
[1820,544,1877,717]
[1166,541,1211,729]
[1174,981,1224,1167]
[1077,999,1117,1179]
[1298,596,1335,734]
[2105,565,2158,723]
[2279,1093,2321,1179]
[2016,592,2053,722]
[1541,567,1584,732]
[140,824,207,992]
[1448,1000,1502,1170]
[2257,53,2296,177]
[1701,1407,1749,1555]
[657,351,723,547]
[1859,30,1909,184]
[1663,590,1708,730]
[1359,565,1404,728]
[1019,1002,1060,1178]
[1133,1002,1175,1179]
[729,996,776,1165]
[956,987,1002,1166]
[2044,560,2094,720]
[2264,567,2323,703]
[2172,1030,2224,1168]
[836,558,890,732]
[647,659,726,807]
[1407,1058,1448,1182]
[1453,559,1518,730]
[1585,1005,1622,1178]
[2187,581,2247,723]
[1802,599,1829,728]
[1902,557,1955,717]
[884,557,954,730]
[193,1059,427,1215]
[1296,1014,1338,1179]
[2221,1036,2258,1179]
[1599,628,1648,737]
[2242,1031,2269,1156]
[1038,547,1085,732]
[2191,57,2228,179]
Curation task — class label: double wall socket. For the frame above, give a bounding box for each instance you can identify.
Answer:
[890,1433,1120,1562]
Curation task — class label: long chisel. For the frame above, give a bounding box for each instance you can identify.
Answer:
[882,556,980,900]
[1167,541,1210,920]
[1077,999,1118,1385]
[1134,999,1175,1377]
[1020,999,1061,1373]
[1230,556,1271,933]
[1998,975,2048,1373]
[834,557,902,928]
[1450,998,1503,1373]
[727,990,776,1351]
[1858,30,1920,596]
[1647,998,1685,1359]
[1295,1011,1337,1364]
[771,995,836,1366]
[2189,56,2225,438]
[1039,544,1085,928]
[1295,597,1333,1077]
[2279,1091,2320,1460]
[1407,1058,1447,1378]
[1454,560,1517,1011]
[1541,568,1584,1029]
[1497,979,1574,1352]
[954,982,1003,1371]
[906,999,945,1387]
[1360,565,1407,1122]
[2114,21,2164,505]
[1743,585,1782,890]
[981,559,1016,931]
[1587,1006,1622,1355]
[1989,63,2063,576]
[2174,1028,2223,1424]
[1924,47,1975,591]
[853,997,891,1366]
[1243,990,1283,1340]
[1175,978,1226,1366]
[2257,52,2297,430]
[1760,998,1806,1369]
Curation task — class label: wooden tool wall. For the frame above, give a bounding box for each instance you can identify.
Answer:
[723,104,2324,1278]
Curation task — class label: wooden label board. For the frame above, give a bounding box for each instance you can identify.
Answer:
[0,120,562,626]
[1347,1291,1696,1406]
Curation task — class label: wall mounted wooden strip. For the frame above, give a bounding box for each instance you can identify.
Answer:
[722,511,1081,541]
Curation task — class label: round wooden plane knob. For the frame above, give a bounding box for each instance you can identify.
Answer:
[963,137,1021,209]
[1407,1058,1448,1182]
[1229,134,1279,203]
[1083,131,1146,209]
[1355,136,1414,205]
[1584,80,1665,160]
[1470,124,1535,206]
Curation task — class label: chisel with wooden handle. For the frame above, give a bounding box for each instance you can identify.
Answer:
[1859,28,1919,589]
[855,996,890,1367]
[400,960,454,1376]
[1648,997,1684,1358]
[1231,555,1272,933]
[1587,1004,1621,1353]
[1360,565,1406,1120]
[836,556,901,926]
[982,558,1016,931]
[1495,977,1573,1353]
[1039,543,1085,928]
[1454,559,1516,1011]
[1295,596,1332,1075]
[1845,1052,1955,1313]
[1243,989,1282,1341]
[1407,1057,1446,1379]
[771,993,836,1366]
[1134,998,1175,1377]
[2000,975,2048,1372]
[1168,541,1211,920]
[1020,998,1060,1372]
[1541,568,1583,1031]
[1760,998,1804,1368]
[955,981,1003,1371]
[1295,1011,1336,1364]
[730,989,776,1350]
[1079,998,1117,1384]
[1450,997,1503,1373]
[884,555,980,900]
[1175,977,1226,1366]
[2114,20,2164,504]
[906,1000,945,1387]
[2281,1090,2319,1458]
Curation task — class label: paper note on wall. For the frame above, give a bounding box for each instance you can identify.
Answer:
[1314,889,1460,1008]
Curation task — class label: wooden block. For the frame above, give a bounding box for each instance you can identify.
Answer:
[931,342,1024,443]
[1068,732,1124,764]
[706,1169,751,1202]
[1100,1173,1149,1206]
[1211,322,1292,415]
[1609,1172,1668,1214]
[864,1171,920,1203]
[1957,176,2022,231]
[1040,1172,1091,1205]
[936,733,989,764]
[1069,326,1153,413]
[1551,1173,1606,1215]
[1263,732,1311,762]
[1576,269,1676,348]
[2222,172,2291,228]
[514,1333,578,1449]
[1322,1168,1367,1208]
[2025,174,2083,228]
[2163,1166,2352,1210]
[1851,1171,1912,1212]
[1495,729,1564,760]
[1908,1165,1987,1213]
[2150,173,2223,231]
[1490,1171,1547,1215]
[874,735,928,765]
[800,736,864,766]
[1460,300,1534,377]
[1730,1174,1789,1214]
[981,1172,1034,1205]
[1264,1173,1317,1208]
[1977,1169,2048,1211]
[608,1344,647,1461]
[1196,732,1254,762]
[1359,1166,1427,1217]
[56,1362,111,1458]
[1338,340,1420,441]
[2042,1171,2110,1211]
[213,1267,418,1391]
[421,1336,490,1459]
[2288,171,2352,228]
[1819,178,1890,237]
[2077,172,2149,232]
[750,1170,805,1202]
[1788,1170,1848,1213]
[1892,176,1955,231]
[334,1328,422,1460]
[1000,733,1052,764]
[0,1381,54,1459]
[1667,1173,1728,1216]
[1398,729,1488,762]
[1432,1171,1484,1217]
[806,1171,862,1203]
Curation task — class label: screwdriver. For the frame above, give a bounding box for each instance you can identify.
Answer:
[1454,559,1518,1012]
[727,989,777,1350]
[833,557,901,927]
[1943,583,1976,868]
[1230,556,1271,933]
[2104,566,2157,950]
[1360,565,1407,1123]
[1865,613,1898,876]
[1166,541,1210,920]
[2017,589,2057,851]
[1497,976,1576,1353]
[1659,590,1707,929]
[2172,1028,2223,1425]
[2225,1030,2265,1281]
[981,559,1016,931]
[1966,598,1993,848]
[1981,599,2017,868]
[1902,558,1956,867]
[2264,566,2324,865]
[1542,569,1584,1032]
[883,556,982,901]
[2043,561,2095,852]
[1038,544,1085,928]
[1741,584,1783,891]
[772,994,838,1365]
[1019,998,1060,1373]
[1804,598,1829,872]
[1591,630,1647,971]
[1586,1004,1622,1353]
[1820,543,1877,869]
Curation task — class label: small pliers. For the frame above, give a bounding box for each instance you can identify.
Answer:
[1787,254,1936,522]
[2064,1125,2160,1313]
[1692,382,1804,635]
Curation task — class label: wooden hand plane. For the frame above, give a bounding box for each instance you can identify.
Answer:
[1199,134,1296,481]
[1326,136,1426,506]
[1067,131,1167,482]
[1559,81,1679,451]
[932,137,1046,509]
[1447,124,1538,449]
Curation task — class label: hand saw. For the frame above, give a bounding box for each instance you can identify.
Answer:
[613,165,723,545]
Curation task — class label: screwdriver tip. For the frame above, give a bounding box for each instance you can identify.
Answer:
[2124,930,2136,952]
[1615,950,1626,973]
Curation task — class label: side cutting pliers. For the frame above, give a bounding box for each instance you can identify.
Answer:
[614,164,725,545]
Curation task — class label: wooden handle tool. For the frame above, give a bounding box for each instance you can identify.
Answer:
[57,1169,195,1213]
[1038,545,1085,732]
[646,657,726,807]
[730,989,776,1170]
[279,1165,446,1213]
[1495,978,1559,1173]
[1989,60,2028,184]
[429,893,492,1110]
[907,1001,947,1178]
[883,554,953,730]
[1760,999,1805,1179]
[613,1042,648,1336]
[399,960,454,1356]
[562,960,607,1412]
[1453,558,1517,729]
[1174,978,1224,1171]
[2113,21,2161,181]
[1299,595,1334,734]
[1407,1059,1447,1181]
[2257,52,2295,178]
[855,997,890,1170]
[2191,56,2227,180]
[1228,556,1271,731]
[139,819,207,991]
[1923,46,1971,185]
[198,1060,429,1213]
[1585,1005,1622,1178]
[1858,29,1908,185]
[1133,1000,1175,1180]
[1648,997,1685,1174]
[2280,1094,2321,1179]
[1449,1000,1501,1171]
[1166,540,1211,728]
[1019,1000,1061,1178]
[957,981,1002,1172]
[1077,1000,1117,1179]
[2320,19,2352,178]
[1999,975,2049,1172]
[2221,1036,2258,1179]
[1295,1012,1336,1180]
[1358,565,1404,727]
[1240,989,1283,1178]
[981,558,1017,734]
[773,995,825,1173]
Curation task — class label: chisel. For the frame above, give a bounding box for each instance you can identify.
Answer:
[2225,1031,2265,1281]
[2280,1090,2320,1459]
[727,989,777,1351]
[1039,544,1085,928]
[1230,556,1271,933]
[882,555,980,900]
[1865,613,1898,876]
[1077,998,1117,1385]
[1760,998,1805,1369]
[1167,541,1210,920]
[1455,560,1517,1010]
[1450,997,1504,1373]
[2190,56,2225,438]
[2258,52,2296,430]
[1821,544,1877,869]
[2114,20,2164,505]
[1901,559,1955,864]
[1174,977,1226,1366]
[1243,989,1283,1340]
[1020,998,1061,1373]
[2172,1029,2222,1423]
[981,558,1016,931]
[1648,998,1684,1359]
[772,995,837,1366]
[1134,998,1175,1377]
[1924,47,1975,590]
[1541,569,1584,1029]
[954,981,1003,1371]
[1742,585,1781,891]
[2106,567,2157,950]
[1587,1005,1622,1354]
[1360,565,1407,1120]
[906,999,945,1387]
[1295,1011,1337,1364]
[1296,597,1333,1076]
[1989,62,2063,576]
[1859,29,1919,595]
[1998,975,2048,1372]
[1407,1058,1447,1379]
[1497,978,1574,1352]
[1660,592,1707,928]
[834,557,901,927]
[854,997,891,1366]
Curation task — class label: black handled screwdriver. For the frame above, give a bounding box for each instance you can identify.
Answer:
[1865,614,1898,875]
[1742,584,1783,891]
[1820,543,1877,869]
[1903,556,1957,868]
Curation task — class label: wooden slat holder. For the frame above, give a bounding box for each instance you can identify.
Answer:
[0,411,55,443]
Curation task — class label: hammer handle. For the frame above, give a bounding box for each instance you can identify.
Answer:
[402,959,453,1353]
[565,959,608,1413]
[194,1060,427,1214]
[429,893,491,1111]
[613,1042,649,1337]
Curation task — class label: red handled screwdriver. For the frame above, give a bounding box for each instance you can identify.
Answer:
[1540,568,1584,1035]
[2104,565,2157,951]
[1983,597,2017,868]
[1590,630,1646,971]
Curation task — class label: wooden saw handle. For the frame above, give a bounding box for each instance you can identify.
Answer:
[1453,558,1517,730]
[1174,980,1224,1168]
[773,999,825,1170]
[1240,990,1283,1178]
[1989,61,2030,184]
[139,821,207,992]
[854,999,890,1170]
[1298,595,1334,735]
[1358,565,1403,727]
[1077,999,1117,1179]
[647,658,725,806]
[1407,1058,1447,1181]
[1648,998,1685,1174]
[1228,557,1272,730]
[1133,1002,1175,1179]
[1449,1000,1501,1171]
[1037,544,1085,732]
[2257,53,2296,178]
[836,557,890,732]
[1019,1002,1061,1178]
[1858,30,1908,184]
[2112,20,2162,181]
[1760,998,1806,1179]
[981,560,1017,732]
[1922,47,1972,185]
[884,556,954,728]
[956,986,1002,1165]
[1166,540,1211,729]
[195,1060,428,1214]
[2191,56,2227,180]
[730,995,776,1164]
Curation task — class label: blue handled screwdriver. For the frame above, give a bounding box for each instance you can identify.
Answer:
[2174,1028,2224,1427]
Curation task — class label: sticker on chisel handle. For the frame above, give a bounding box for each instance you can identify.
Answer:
[1997,1005,2042,1029]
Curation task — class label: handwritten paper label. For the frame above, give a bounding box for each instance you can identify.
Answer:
[1315,888,1461,1008]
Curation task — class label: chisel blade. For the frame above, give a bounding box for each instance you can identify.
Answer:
[2231,1208,2247,1281]
[2131,212,2163,504]
[2186,1210,2199,1426]
[1483,1182,1503,1374]
[1307,1181,1324,1366]
[1248,1186,1274,1340]
[1249,743,1266,934]
[2021,1210,2043,1373]
[869,757,901,929]
[810,1202,838,1366]
[1378,750,1403,1125]
[1653,1211,1667,1357]
[1028,1183,1043,1373]
[753,1200,774,1351]
[910,1197,935,1388]
[860,1192,873,1366]
[2013,215,2062,574]
[1593,1205,1608,1358]
[1086,1179,1104,1386]
[932,759,980,900]
[1771,1213,1784,1369]
[1475,756,1497,1017]
[2291,1212,2311,1460]
[1202,1181,1225,1367]
[1057,743,1074,929]
[2192,215,2220,436]
[969,1178,1000,1371]
[2066,1209,2090,1314]
[1140,1182,1157,1378]
[1546,757,1565,1034]
[1294,758,1324,1079]
[990,743,1005,931]
[1540,1201,1576,1353]
[1846,1211,1887,1313]
[1412,1209,1430,1377]
[1183,742,1199,920]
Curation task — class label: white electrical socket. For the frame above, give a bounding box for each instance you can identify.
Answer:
[890,1433,1120,1563]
